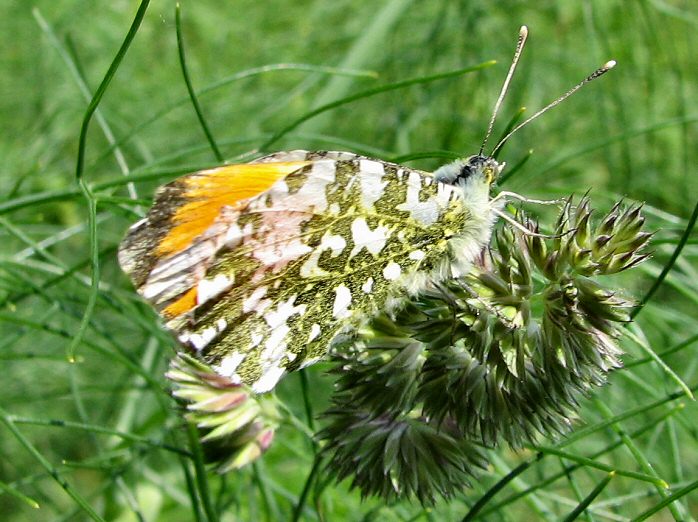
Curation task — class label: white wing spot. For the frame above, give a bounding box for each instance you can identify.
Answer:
[333,284,352,319]
[271,160,335,212]
[188,326,218,350]
[252,365,286,393]
[300,252,328,278]
[359,159,388,210]
[308,323,321,342]
[251,332,263,348]
[264,295,307,329]
[225,223,251,248]
[408,250,425,261]
[263,325,289,358]
[395,170,441,225]
[243,286,270,314]
[215,352,245,376]
[362,277,374,294]
[301,231,347,278]
[349,217,390,258]
[300,356,321,369]
[321,232,346,257]
[197,274,233,306]
[141,280,177,301]
[383,262,402,281]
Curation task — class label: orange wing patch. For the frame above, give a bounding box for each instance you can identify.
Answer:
[156,162,309,257]
[162,286,198,318]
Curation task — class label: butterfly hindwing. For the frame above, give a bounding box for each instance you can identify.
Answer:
[120,151,485,392]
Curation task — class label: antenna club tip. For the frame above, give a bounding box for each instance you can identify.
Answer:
[604,60,617,70]
[519,25,528,35]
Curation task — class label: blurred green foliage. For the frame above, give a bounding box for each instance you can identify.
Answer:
[1,0,696,520]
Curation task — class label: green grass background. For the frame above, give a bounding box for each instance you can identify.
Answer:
[1,0,697,520]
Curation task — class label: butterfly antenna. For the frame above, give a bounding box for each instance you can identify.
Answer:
[490,59,617,157]
[479,25,529,156]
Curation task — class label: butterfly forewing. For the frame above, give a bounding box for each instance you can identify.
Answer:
[119,151,477,392]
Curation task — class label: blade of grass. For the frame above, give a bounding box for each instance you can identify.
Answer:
[486,452,550,518]
[624,332,698,369]
[561,472,614,522]
[631,199,698,319]
[0,187,81,216]
[106,337,161,450]
[299,370,316,433]
[113,475,146,521]
[0,312,166,393]
[72,0,151,182]
[530,445,668,487]
[478,404,685,517]
[258,61,496,151]
[291,454,323,522]
[0,480,40,510]
[186,423,219,522]
[490,107,528,162]
[529,115,698,183]
[95,165,221,191]
[300,0,415,134]
[592,398,683,520]
[61,0,150,362]
[32,8,136,198]
[252,461,280,522]
[556,389,690,449]
[632,479,698,521]
[68,362,99,453]
[180,456,204,522]
[624,328,693,400]
[10,417,190,456]
[461,452,544,522]
[498,149,534,185]
[0,406,105,521]
[666,417,683,506]
[175,3,223,162]
[13,216,109,262]
[66,179,98,362]
[0,216,66,268]
[93,64,378,165]
[2,246,115,308]
[390,150,462,163]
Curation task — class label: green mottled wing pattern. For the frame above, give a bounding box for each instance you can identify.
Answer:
[121,151,494,393]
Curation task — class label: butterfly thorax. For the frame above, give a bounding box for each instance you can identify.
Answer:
[433,154,503,186]
[423,154,504,279]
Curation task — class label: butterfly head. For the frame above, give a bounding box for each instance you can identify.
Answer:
[433,155,504,187]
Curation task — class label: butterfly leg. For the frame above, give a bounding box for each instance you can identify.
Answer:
[491,190,566,206]
[492,208,575,239]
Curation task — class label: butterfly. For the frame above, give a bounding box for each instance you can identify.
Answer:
[118,26,615,393]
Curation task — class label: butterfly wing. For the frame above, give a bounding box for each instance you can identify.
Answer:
[118,158,311,313]
[120,151,477,392]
